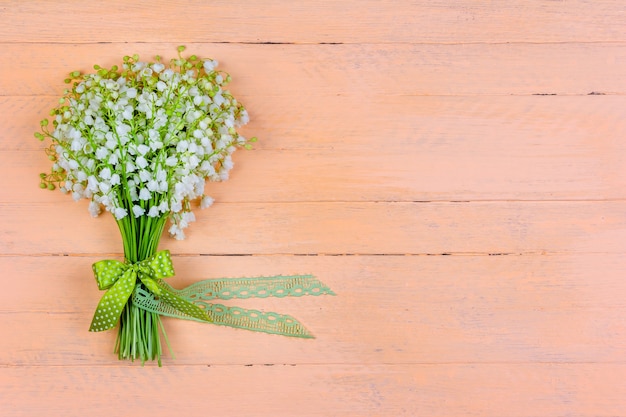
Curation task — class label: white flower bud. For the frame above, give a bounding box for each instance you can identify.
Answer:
[122,106,134,120]
[139,188,151,200]
[87,175,99,192]
[168,224,185,240]
[99,182,111,193]
[88,201,101,217]
[200,195,214,209]
[136,156,148,169]
[113,207,128,220]
[95,147,109,160]
[152,63,165,73]
[139,169,151,183]
[146,180,159,192]
[132,205,145,217]
[156,169,167,182]
[203,60,217,72]
[100,167,111,180]
[170,200,182,213]
[176,140,189,153]
[137,144,150,155]
[108,152,119,165]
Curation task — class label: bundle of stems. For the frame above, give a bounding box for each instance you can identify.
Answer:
[115,199,170,365]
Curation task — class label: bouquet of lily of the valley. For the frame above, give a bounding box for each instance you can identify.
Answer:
[36,46,333,365]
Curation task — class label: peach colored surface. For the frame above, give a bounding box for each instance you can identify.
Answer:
[1,1,626,416]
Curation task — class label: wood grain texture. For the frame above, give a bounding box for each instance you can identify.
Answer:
[1,1,625,416]
[0,198,626,255]
[2,254,626,366]
[3,364,626,417]
[1,201,625,255]
[1,0,624,43]
[8,95,626,201]
[3,43,625,97]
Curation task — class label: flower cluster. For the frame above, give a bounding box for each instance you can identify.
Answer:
[36,46,255,239]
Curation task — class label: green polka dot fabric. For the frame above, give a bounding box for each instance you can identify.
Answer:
[89,263,137,332]
[156,281,212,322]
[89,250,209,332]
[90,250,334,337]
[145,250,175,279]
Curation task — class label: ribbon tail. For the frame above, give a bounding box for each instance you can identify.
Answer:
[132,284,316,338]
[196,301,315,338]
[155,280,213,323]
[176,274,336,301]
[132,285,188,318]
[89,269,136,332]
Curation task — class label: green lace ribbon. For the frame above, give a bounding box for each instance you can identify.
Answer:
[89,250,335,338]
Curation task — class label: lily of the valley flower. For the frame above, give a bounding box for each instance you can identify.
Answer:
[37,46,257,238]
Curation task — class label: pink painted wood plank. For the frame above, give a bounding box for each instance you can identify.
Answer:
[1,1,625,416]
[2,43,625,97]
[7,95,626,201]
[2,364,626,417]
[1,254,626,366]
[1,201,624,255]
[0,0,624,43]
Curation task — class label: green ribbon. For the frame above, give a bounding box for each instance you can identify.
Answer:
[89,250,211,332]
[133,274,335,338]
[90,250,335,338]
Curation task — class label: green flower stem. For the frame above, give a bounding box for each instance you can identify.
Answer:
[115,212,170,365]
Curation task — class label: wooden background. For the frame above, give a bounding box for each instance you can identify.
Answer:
[1,1,626,415]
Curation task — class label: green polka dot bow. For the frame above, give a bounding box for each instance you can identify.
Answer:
[89,250,210,332]
[89,250,335,338]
